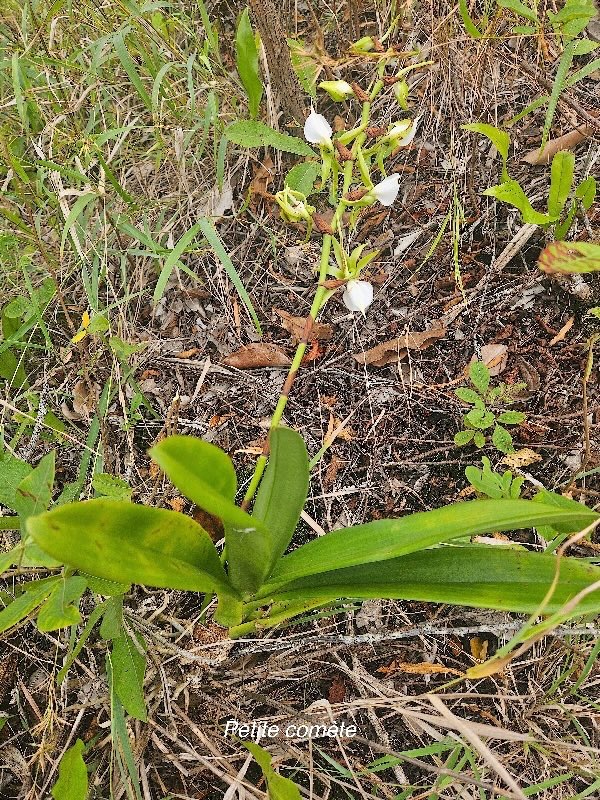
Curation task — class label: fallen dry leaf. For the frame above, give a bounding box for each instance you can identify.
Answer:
[501,448,542,469]
[168,497,186,514]
[470,637,489,662]
[72,379,100,418]
[223,343,290,369]
[173,348,200,359]
[549,316,574,346]
[275,308,333,343]
[354,324,446,366]
[474,343,508,376]
[378,661,463,677]
[522,126,594,165]
[249,155,274,210]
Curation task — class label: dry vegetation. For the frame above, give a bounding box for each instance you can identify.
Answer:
[0,0,599,798]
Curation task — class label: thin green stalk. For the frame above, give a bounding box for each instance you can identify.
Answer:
[242,103,371,509]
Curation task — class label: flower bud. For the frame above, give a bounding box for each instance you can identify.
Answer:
[393,80,410,110]
[350,36,375,54]
[303,110,333,148]
[370,174,400,206]
[343,280,374,314]
[318,80,354,102]
[275,187,315,226]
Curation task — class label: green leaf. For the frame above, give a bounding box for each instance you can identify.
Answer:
[465,408,496,429]
[112,630,147,721]
[454,387,482,405]
[100,595,124,640]
[0,452,32,511]
[465,465,503,499]
[235,8,263,119]
[538,241,600,274]
[469,361,490,394]
[225,120,314,156]
[27,500,235,596]
[243,742,301,800]
[60,192,98,258]
[575,176,596,210]
[92,473,132,501]
[496,411,526,425]
[266,545,600,617]
[548,150,575,218]
[262,499,599,590]
[0,577,59,634]
[246,428,309,582]
[462,123,510,172]
[459,0,483,37]
[497,0,539,23]
[473,432,486,448]
[540,41,578,153]
[113,31,152,112]
[492,424,514,454]
[285,162,320,196]
[37,576,88,632]
[51,739,88,800]
[454,430,474,446]
[13,451,55,523]
[149,435,261,534]
[483,180,554,225]
[197,217,262,334]
[154,222,202,306]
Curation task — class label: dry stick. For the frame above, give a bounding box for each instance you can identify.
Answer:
[241,103,372,510]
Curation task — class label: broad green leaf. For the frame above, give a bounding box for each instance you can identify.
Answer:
[469,361,490,394]
[465,408,495,429]
[27,500,235,596]
[262,499,599,590]
[287,37,319,97]
[252,427,309,577]
[197,218,262,334]
[0,577,59,634]
[244,742,301,800]
[37,576,88,632]
[538,241,600,274]
[0,452,32,510]
[235,8,263,119]
[86,576,130,596]
[548,151,575,218]
[462,123,510,172]
[547,0,596,38]
[112,630,147,721]
[58,602,106,685]
[483,180,554,225]
[100,595,124,640]
[13,451,55,523]
[454,387,481,405]
[285,162,320,196]
[496,411,526,425]
[149,435,262,533]
[51,739,88,800]
[92,473,132,501]
[454,430,474,446]
[266,545,600,617]
[473,432,486,447]
[497,0,539,23]
[225,120,314,156]
[465,465,503,499]
[492,424,514,453]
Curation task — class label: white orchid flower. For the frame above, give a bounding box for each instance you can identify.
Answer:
[304,110,333,148]
[371,173,400,206]
[394,114,422,147]
[343,280,374,314]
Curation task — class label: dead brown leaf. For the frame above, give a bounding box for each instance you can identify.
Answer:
[522,127,594,165]
[274,308,333,343]
[470,637,490,662]
[354,324,446,366]
[223,343,290,369]
[72,379,100,418]
[378,661,463,677]
[501,448,543,469]
[549,316,574,346]
[473,344,508,376]
[249,155,274,210]
[173,348,200,359]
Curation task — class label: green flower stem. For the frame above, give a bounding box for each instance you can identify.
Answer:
[241,103,371,511]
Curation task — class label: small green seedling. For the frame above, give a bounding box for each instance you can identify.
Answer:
[466,457,524,499]
[454,360,527,454]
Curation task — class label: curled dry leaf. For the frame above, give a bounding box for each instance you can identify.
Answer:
[223,343,290,369]
[354,324,446,366]
[472,343,508,376]
[72,379,100,419]
[274,308,333,343]
[549,316,574,346]
[522,126,594,165]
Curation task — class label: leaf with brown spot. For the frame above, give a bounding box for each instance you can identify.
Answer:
[275,308,333,343]
[223,343,291,369]
[354,325,446,367]
[538,241,600,274]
